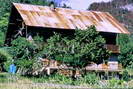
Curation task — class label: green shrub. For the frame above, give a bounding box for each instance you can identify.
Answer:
[83,73,99,85]
[31,76,48,83]
[108,78,124,88]
[0,48,12,71]
[0,48,12,62]
[0,73,7,83]
[50,73,73,85]
[31,73,73,85]
[0,31,5,46]
[4,59,12,72]
[122,70,130,81]
[51,73,100,85]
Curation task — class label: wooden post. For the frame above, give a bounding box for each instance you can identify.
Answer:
[26,26,28,38]
[46,67,50,75]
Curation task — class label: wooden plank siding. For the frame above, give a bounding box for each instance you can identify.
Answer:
[105,44,120,53]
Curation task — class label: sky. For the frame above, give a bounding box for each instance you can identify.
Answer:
[60,0,113,10]
[122,4,133,12]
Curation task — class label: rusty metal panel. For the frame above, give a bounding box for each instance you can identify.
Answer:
[13,3,130,34]
[19,10,32,26]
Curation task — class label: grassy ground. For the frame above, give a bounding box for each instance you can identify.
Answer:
[0,83,72,89]
[0,72,133,89]
[0,73,51,89]
[0,73,89,89]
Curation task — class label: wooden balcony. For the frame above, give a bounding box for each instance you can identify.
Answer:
[104,44,120,53]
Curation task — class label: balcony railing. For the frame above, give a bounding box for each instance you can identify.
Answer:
[104,44,120,53]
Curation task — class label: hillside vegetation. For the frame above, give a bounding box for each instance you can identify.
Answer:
[89,0,133,33]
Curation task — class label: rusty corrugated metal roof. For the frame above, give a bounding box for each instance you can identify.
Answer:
[12,3,130,34]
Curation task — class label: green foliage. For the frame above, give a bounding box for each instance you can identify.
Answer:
[0,48,12,63]
[31,73,73,85]
[4,59,12,72]
[9,37,38,70]
[43,26,110,68]
[0,48,12,71]
[0,13,9,46]
[122,70,130,81]
[31,76,49,83]
[80,73,99,85]
[4,35,45,74]
[117,34,133,67]
[29,0,49,5]
[33,35,44,51]
[108,78,124,88]
[50,73,73,85]
[0,13,9,32]
[0,31,5,46]
[0,13,9,47]
[117,34,130,46]
[84,73,99,84]
[0,73,10,83]
[31,73,99,86]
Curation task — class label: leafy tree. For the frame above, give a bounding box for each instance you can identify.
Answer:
[0,13,9,32]
[0,13,9,47]
[0,31,5,47]
[42,26,110,76]
[0,48,12,71]
[8,37,37,74]
[117,34,133,67]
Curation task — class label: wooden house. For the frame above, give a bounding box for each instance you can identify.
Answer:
[5,3,130,73]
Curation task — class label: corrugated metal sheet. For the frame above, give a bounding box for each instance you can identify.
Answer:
[13,3,130,34]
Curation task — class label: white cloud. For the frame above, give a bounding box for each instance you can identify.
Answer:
[61,0,112,10]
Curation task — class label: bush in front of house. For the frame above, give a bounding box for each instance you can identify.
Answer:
[3,26,110,77]
[42,26,110,78]
[83,73,99,85]
[117,34,133,68]
[4,36,44,75]
[72,72,100,87]
[50,73,73,85]
[108,78,124,88]
[122,70,130,81]
[0,48,12,72]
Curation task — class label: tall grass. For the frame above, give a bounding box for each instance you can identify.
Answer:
[0,72,133,88]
